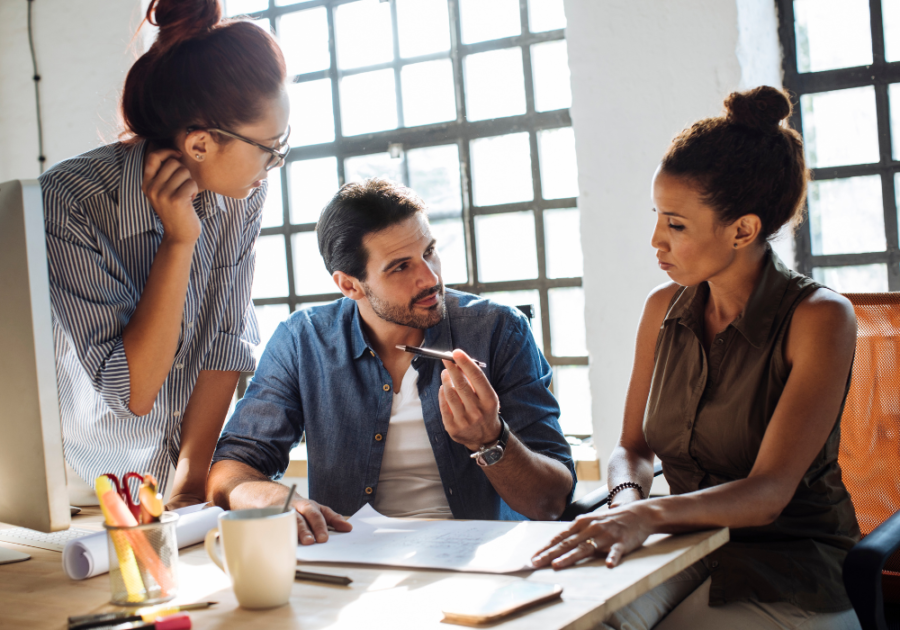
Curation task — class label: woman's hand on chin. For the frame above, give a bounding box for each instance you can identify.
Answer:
[531,504,654,570]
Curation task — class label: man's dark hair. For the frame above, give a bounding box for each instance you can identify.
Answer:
[316,178,427,281]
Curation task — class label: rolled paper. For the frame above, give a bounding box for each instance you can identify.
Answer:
[63,505,223,580]
[96,476,146,602]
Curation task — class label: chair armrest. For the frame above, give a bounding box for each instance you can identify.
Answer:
[559,462,664,521]
[843,508,900,630]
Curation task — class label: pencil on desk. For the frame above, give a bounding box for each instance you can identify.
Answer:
[295,569,352,586]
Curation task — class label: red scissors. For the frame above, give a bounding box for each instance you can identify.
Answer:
[101,472,144,521]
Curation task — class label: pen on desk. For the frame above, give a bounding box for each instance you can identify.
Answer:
[395,345,487,369]
[295,569,353,586]
[68,602,216,630]
[90,613,191,630]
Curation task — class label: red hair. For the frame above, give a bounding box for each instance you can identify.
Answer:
[121,0,286,146]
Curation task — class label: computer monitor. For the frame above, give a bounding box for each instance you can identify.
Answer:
[0,179,70,533]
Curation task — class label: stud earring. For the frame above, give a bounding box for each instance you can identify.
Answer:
[195,154,203,160]
[733,243,738,248]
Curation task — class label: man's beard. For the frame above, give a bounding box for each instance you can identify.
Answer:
[362,282,446,330]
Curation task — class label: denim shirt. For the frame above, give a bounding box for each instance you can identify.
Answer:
[213,289,575,520]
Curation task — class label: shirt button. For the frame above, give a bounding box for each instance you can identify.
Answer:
[383,384,391,392]
[370,350,375,357]
[187,321,194,328]
[711,560,719,569]
[448,487,453,495]
[175,363,184,369]
[375,433,383,442]
[173,410,181,417]
[715,338,724,345]
[365,487,374,495]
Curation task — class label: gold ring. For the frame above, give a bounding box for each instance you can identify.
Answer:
[584,538,599,553]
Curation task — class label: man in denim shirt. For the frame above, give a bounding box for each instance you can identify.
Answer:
[209,179,575,544]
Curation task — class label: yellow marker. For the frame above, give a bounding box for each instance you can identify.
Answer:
[96,475,146,602]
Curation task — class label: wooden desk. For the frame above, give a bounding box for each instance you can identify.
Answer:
[0,510,728,630]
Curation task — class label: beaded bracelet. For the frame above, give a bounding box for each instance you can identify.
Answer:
[606,481,644,505]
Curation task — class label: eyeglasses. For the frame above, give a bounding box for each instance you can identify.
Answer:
[190,125,291,171]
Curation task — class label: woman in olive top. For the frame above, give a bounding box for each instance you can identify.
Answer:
[533,87,861,629]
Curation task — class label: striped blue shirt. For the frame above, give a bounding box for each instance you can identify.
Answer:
[40,140,264,494]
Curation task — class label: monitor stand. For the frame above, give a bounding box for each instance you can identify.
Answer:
[0,545,30,565]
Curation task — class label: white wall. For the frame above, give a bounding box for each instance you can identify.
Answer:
[564,0,786,474]
[0,0,144,183]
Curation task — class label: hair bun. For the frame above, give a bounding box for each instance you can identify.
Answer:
[147,0,222,52]
[724,86,792,131]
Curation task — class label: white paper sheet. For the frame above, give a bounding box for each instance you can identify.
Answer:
[295,504,570,574]
[62,505,223,580]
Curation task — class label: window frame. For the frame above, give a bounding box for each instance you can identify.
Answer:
[232,0,589,434]
[777,0,900,288]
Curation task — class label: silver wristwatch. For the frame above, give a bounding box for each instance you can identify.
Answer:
[469,416,510,467]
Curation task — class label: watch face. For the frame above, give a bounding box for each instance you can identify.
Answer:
[481,445,504,466]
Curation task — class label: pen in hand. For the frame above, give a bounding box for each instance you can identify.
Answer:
[396,345,487,369]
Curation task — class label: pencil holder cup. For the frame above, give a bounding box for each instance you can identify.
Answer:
[104,511,180,606]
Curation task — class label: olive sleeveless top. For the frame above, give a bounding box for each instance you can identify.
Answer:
[644,248,860,612]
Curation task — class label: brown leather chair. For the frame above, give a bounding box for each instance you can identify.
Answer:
[841,293,900,630]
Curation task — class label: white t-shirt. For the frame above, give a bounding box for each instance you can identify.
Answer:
[371,364,453,519]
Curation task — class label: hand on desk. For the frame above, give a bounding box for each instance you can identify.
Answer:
[291,496,352,546]
[531,503,652,570]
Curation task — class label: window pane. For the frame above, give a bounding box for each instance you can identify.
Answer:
[288,79,335,146]
[474,211,538,282]
[479,289,543,351]
[459,0,521,44]
[250,17,271,34]
[554,365,592,436]
[549,287,587,356]
[224,0,267,17]
[252,235,289,299]
[345,152,404,184]
[340,69,398,136]
[470,133,534,206]
[278,8,330,77]
[464,49,527,122]
[544,208,583,278]
[397,0,451,58]
[891,84,900,161]
[295,300,334,311]
[886,0,900,62]
[808,176,885,256]
[529,0,567,32]
[429,218,467,285]
[801,87,879,168]
[292,231,336,296]
[812,264,889,292]
[793,0,872,73]
[539,127,579,199]
[407,144,462,214]
[260,166,283,228]
[532,40,571,112]
[335,0,394,70]
[252,304,291,361]
[289,157,339,225]
[401,60,457,127]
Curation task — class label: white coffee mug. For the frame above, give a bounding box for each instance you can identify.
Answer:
[205,507,298,609]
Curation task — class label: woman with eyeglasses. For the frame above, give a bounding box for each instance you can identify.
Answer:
[39,0,288,508]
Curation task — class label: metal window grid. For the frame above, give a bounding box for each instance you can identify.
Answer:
[233,0,587,428]
[777,0,900,287]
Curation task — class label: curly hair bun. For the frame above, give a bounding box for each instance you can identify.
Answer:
[148,0,222,52]
[724,86,792,131]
